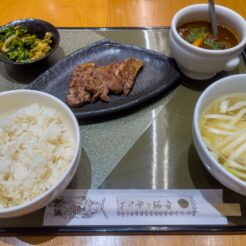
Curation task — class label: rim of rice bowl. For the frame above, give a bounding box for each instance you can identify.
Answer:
[0,89,81,214]
[193,74,246,188]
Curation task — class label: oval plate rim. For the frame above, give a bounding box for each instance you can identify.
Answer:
[26,39,181,119]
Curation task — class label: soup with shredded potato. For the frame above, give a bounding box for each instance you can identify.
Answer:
[199,93,246,181]
[0,103,75,209]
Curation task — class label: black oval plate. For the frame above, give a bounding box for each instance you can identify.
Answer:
[27,39,181,118]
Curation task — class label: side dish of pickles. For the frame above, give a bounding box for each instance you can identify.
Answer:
[0,25,53,63]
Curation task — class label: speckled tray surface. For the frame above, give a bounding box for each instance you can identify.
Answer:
[0,28,246,234]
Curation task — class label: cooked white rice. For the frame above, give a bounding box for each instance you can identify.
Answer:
[0,103,75,209]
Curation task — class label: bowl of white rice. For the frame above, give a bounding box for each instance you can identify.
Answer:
[0,89,81,217]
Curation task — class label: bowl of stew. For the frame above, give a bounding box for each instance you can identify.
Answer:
[169,4,246,80]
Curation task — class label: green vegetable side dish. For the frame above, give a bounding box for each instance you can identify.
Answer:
[0,25,53,62]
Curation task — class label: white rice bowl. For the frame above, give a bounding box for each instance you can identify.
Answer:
[0,90,80,217]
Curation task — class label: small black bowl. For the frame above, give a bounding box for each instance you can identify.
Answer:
[0,18,60,66]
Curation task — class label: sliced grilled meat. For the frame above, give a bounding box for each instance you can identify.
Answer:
[66,62,95,107]
[66,58,144,107]
[115,58,144,95]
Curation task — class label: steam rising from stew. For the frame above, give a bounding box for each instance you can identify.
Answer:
[177,21,238,50]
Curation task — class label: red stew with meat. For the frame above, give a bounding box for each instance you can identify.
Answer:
[177,21,238,50]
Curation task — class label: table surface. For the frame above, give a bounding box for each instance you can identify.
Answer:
[1,0,246,27]
[1,0,246,245]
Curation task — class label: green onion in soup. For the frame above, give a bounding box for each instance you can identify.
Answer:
[177,21,238,50]
[199,93,246,181]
